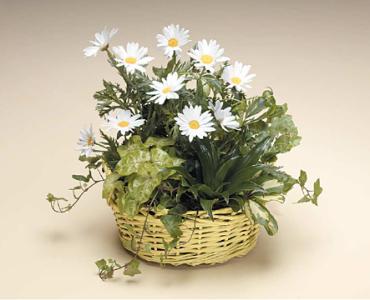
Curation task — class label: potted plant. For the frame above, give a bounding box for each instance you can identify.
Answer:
[47,24,322,279]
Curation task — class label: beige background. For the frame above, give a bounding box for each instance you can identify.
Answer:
[1,0,370,298]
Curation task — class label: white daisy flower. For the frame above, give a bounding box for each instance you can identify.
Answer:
[105,109,145,135]
[222,61,256,91]
[188,39,229,73]
[147,72,186,105]
[77,126,96,157]
[156,24,190,57]
[175,105,215,142]
[112,43,154,74]
[83,27,118,57]
[208,100,240,131]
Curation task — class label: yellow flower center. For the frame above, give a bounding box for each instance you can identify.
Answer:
[200,54,213,64]
[87,137,94,146]
[188,120,200,129]
[162,86,171,94]
[125,57,137,64]
[231,77,241,85]
[118,120,130,128]
[168,38,179,48]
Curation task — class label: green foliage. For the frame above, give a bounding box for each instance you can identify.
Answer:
[106,135,183,217]
[266,114,301,155]
[160,214,183,239]
[102,172,124,205]
[100,130,120,171]
[123,258,141,277]
[95,258,141,279]
[95,258,122,280]
[162,237,180,260]
[94,81,127,117]
[297,171,323,205]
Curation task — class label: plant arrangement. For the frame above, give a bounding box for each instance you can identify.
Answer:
[47,24,322,279]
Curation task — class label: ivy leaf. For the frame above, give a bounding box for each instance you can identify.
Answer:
[162,238,179,259]
[46,193,68,203]
[264,114,301,155]
[115,149,151,176]
[119,174,161,217]
[299,170,307,186]
[312,178,323,205]
[123,258,141,277]
[102,172,124,201]
[95,258,120,280]
[95,259,107,270]
[150,147,184,169]
[160,214,183,239]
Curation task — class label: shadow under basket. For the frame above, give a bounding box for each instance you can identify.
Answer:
[109,202,259,266]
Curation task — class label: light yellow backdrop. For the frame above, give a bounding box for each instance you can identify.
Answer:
[1,0,370,298]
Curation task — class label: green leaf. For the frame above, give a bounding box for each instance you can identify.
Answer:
[102,172,124,200]
[168,203,188,215]
[121,236,137,252]
[150,147,184,169]
[200,198,218,220]
[249,200,278,235]
[225,138,272,191]
[95,258,121,280]
[229,197,245,212]
[114,136,183,217]
[72,174,90,182]
[162,238,179,259]
[100,130,120,170]
[152,66,164,77]
[297,196,311,203]
[244,97,268,121]
[195,78,204,103]
[123,258,141,277]
[313,178,323,205]
[313,178,322,196]
[189,183,219,198]
[299,170,307,186]
[95,259,107,269]
[115,148,151,176]
[46,193,67,203]
[160,214,183,239]
[243,137,273,167]
[144,136,174,148]
[118,174,160,217]
[193,139,220,189]
[266,115,301,154]
[225,166,262,194]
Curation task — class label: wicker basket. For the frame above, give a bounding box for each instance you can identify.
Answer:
[110,202,259,266]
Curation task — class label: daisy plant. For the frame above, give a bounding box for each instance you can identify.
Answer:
[47,24,322,278]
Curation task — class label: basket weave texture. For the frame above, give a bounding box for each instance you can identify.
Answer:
[110,202,259,266]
